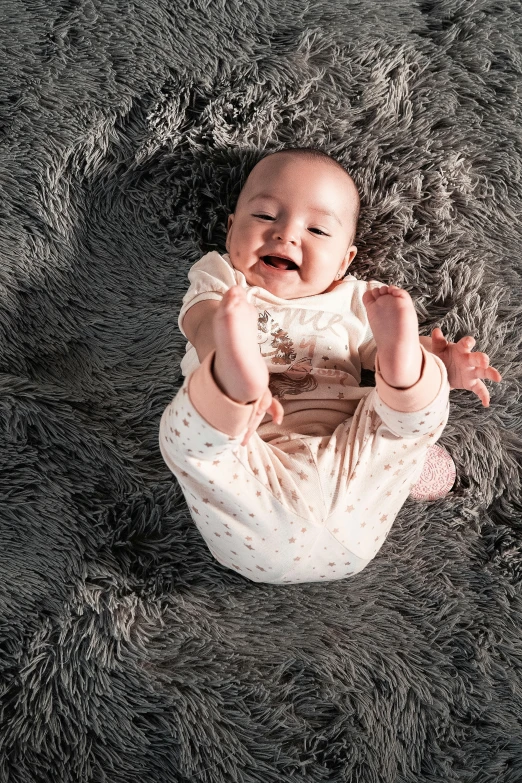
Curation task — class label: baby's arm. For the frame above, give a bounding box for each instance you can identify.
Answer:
[182,299,222,363]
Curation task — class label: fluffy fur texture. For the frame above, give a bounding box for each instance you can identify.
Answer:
[1,0,521,780]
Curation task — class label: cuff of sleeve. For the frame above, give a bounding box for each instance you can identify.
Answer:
[374,343,446,412]
[187,351,265,437]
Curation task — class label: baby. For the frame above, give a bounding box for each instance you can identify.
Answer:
[159,147,502,585]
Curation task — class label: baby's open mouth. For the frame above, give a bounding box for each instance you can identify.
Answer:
[261,255,298,271]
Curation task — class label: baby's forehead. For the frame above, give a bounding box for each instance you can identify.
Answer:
[250,154,334,180]
[240,158,358,216]
[249,157,351,190]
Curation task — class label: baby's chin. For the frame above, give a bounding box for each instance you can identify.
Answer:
[249,273,332,300]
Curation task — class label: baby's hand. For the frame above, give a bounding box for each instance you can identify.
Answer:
[430,327,503,407]
[241,388,284,446]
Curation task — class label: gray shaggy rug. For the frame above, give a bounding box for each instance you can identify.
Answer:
[1,1,521,780]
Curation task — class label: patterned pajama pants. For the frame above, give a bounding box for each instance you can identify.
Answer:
[159,346,450,584]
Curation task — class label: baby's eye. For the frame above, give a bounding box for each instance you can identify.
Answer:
[253,215,329,236]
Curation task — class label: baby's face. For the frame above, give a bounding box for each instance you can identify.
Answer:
[225,154,358,299]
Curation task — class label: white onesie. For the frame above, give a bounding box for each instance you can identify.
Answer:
[178,251,384,435]
[159,251,451,584]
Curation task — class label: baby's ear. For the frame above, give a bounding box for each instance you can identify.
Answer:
[345,245,357,267]
[225,215,234,252]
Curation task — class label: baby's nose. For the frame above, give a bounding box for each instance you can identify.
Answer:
[274,226,298,242]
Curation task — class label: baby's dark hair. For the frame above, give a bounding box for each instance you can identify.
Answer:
[256,146,360,238]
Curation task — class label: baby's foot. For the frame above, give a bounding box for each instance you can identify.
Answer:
[362,285,423,388]
[212,286,269,403]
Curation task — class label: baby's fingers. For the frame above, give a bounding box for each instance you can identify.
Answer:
[487,366,503,382]
[431,327,448,346]
[268,397,284,425]
[465,348,497,373]
[469,378,491,407]
[240,390,283,446]
[458,335,476,352]
[241,411,265,447]
[457,339,502,380]
[479,365,503,383]
[467,348,503,381]
[466,367,503,407]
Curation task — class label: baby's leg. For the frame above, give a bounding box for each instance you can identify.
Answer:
[186,285,283,443]
[305,363,451,577]
[212,285,269,404]
[160,291,328,582]
[363,284,451,431]
[363,285,442,412]
[159,348,448,584]
[159,361,326,583]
